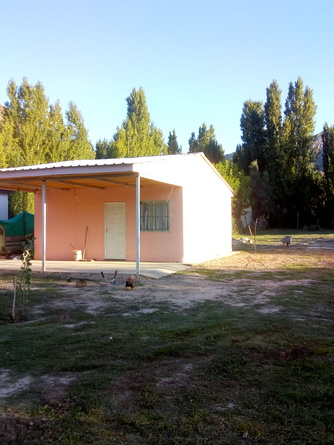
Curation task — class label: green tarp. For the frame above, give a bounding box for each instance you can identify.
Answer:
[0,211,34,237]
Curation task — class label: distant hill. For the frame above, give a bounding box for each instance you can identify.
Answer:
[312,132,324,171]
[225,152,234,161]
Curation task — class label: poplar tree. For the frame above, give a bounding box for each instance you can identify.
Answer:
[322,123,334,183]
[0,109,12,168]
[188,123,224,164]
[239,100,267,172]
[322,123,334,225]
[45,102,71,162]
[235,101,269,218]
[263,80,287,221]
[2,78,94,166]
[264,80,283,179]
[0,78,94,214]
[283,77,317,226]
[188,132,199,153]
[111,87,167,157]
[95,138,114,159]
[235,78,318,227]
[167,129,181,154]
[5,78,50,166]
[284,77,317,176]
[66,102,95,160]
[3,79,49,214]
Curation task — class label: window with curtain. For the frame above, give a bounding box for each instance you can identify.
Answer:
[140,201,170,231]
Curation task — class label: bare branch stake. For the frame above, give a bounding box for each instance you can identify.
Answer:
[12,277,17,321]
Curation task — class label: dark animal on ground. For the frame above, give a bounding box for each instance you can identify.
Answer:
[125,277,135,291]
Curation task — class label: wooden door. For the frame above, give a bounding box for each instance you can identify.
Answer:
[105,202,126,259]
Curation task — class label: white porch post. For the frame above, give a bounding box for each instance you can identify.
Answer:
[42,180,47,271]
[136,174,140,276]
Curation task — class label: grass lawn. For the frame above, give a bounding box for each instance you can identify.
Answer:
[0,231,333,444]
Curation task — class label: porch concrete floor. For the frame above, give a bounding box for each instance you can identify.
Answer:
[0,259,191,279]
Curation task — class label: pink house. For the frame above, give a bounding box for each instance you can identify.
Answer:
[0,153,234,273]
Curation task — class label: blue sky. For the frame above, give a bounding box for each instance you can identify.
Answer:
[1,0,334,154]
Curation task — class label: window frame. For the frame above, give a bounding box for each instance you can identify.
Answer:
[140,200,171,232]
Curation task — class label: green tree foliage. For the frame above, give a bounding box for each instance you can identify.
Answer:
[0,78,94,215]
[0,106,12,168]
[235,101,268,220]
[322,123,334,225]
[65,102,95,160]
[188,123,225,164]
[284,77,317,176]
[249,161,274,218]
[167,129,181,154]
[95,138,114,159]
[5,78,50,166]
[263,80,293,224]
[233,143,252,176]
[239,101,267,173]
[282,78,317,227]
[45,102,71,162]
[264,80,284,195]
[322,123,334,183]
[215,159,251,220]
[234,78,320,228]
[111,87,167,158]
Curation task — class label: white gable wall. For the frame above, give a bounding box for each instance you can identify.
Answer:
[136,153,233,263]
[181,156,233,264]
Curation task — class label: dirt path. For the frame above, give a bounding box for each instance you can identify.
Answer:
[28,241,334,315]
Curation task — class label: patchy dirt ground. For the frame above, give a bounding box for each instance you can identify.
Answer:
[3,236,334,317]
[22,236,334,317]
[0,236,333,443]
[46,271,314,315]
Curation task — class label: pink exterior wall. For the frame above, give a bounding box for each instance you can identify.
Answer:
[34,183,184,262]
[139,184,184,262]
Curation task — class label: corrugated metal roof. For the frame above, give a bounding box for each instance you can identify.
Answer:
[0,153,190,173]
[0,153,235,195]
